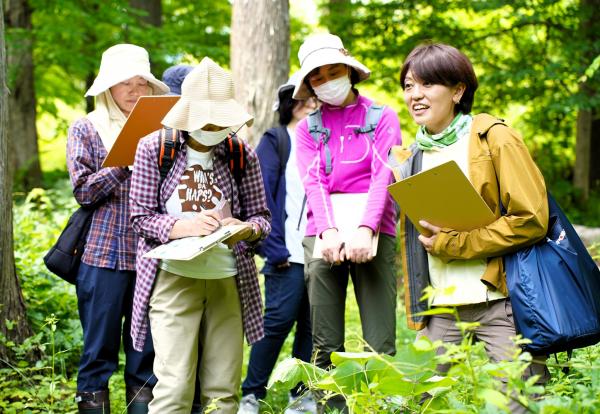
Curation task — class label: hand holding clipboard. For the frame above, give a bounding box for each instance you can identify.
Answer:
[387,161,495,236]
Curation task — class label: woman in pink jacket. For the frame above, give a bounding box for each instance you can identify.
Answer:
[293,33,402,412]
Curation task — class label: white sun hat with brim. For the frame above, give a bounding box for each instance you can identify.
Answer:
[161,57,254,132]
[85,44,170,97]
[293,33,370,100]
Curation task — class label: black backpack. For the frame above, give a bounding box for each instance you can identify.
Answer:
[158,127,247,188]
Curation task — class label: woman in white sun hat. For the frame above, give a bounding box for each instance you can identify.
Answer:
[129,57,271,414]
[66,43,168,414]
[294,33,402,412]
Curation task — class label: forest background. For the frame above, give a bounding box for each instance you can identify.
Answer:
[1,0,599,413]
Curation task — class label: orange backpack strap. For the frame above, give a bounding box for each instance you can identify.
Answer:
[158,127,179,181]
[225,133,246,186]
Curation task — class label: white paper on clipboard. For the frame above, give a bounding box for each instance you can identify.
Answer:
[143,224,246,261]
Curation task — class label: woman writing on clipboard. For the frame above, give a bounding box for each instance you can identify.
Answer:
[129,58,270,413]
[294,33,402,412]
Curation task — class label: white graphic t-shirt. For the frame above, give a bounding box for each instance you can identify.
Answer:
[160,147,237,279]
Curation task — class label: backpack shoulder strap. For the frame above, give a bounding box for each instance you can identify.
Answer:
[158,127,180,182]
[354,104,385,141]
[275,126,290,172]
[307,108,330,143]
[225,133,247,186]
[307,108,333,174]
[473,113,507,140]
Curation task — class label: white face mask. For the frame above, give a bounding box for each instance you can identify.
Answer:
[313,76,352,106]
[189,127,232,146]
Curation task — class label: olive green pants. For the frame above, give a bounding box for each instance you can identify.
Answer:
[303,234,397,369]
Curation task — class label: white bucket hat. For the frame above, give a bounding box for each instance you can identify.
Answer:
[161,57,254,132]
[293,33,370,100]
[85,44,169,97]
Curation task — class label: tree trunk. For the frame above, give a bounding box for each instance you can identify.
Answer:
[573,0,600,200]
[130,0,162,27]
[5,0,42,191]
[0,0,34,362]
[231,0,290,146]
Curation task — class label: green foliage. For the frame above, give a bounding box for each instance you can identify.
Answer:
[0,315,77,413]
[13,184,82,372]
[28,0,232,123]
[270,326,600,413]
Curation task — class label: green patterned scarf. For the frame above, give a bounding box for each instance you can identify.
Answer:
[416,112,471,151]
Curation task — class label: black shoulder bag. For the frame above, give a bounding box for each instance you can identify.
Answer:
[44,206,95,284]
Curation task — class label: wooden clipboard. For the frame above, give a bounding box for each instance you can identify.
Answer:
[312,193,379,259]
[102,95,180,167]
[387,160,495,236]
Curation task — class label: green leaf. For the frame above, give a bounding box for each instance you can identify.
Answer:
[477,388,509,410]
[327,360,365,393]
[416,307,457,316]
[330,351,378,366]
[268,358,304,389]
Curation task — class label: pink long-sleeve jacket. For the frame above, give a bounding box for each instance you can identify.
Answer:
[296,94,402,238]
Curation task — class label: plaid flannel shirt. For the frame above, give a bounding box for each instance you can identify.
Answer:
[66,118,136,271]
[129,130,271,351]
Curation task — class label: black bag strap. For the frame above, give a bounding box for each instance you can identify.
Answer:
[274,126,291,173]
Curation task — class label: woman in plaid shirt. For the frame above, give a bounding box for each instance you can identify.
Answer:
[129,57,270,413]
[66,44,169,413]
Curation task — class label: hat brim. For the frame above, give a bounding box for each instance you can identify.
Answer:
[161,97,254,132]
[292,52,370,100]
[85,72,170,97]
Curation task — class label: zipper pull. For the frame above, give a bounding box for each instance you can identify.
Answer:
[340,135,344,153]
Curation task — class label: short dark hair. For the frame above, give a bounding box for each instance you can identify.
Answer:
[400,43,478,114]
[303,65,361,98]
[277,86,296,125]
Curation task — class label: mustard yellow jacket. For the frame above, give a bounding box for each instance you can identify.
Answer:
[399,114,549,330]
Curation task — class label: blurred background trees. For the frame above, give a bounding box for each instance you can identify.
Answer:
[2,0,596,202]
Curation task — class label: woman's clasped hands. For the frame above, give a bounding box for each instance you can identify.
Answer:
[320,226,374,265]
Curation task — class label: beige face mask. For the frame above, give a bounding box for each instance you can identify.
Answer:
[188,128,232,146]
[313,75,352,106]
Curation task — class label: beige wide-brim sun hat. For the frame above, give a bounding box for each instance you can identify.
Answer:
[85,44,169,97]
[162,57,254,132]
[293,33,370,100]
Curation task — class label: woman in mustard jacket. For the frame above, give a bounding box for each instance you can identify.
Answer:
[396,43,549,413]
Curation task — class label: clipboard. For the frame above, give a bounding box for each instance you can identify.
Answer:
[312,193,379,259]
[387,160,495,236]
[102,95,180,167]
[143,224,247,261]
